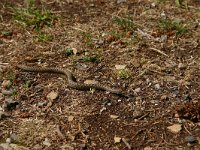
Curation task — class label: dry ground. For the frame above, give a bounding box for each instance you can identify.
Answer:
[0,0,200,149]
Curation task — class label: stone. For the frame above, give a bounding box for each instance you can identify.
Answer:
[47,91,58,100]
[84,80,98,85]
[154,84,160,90]
[60,144,74,150]
[117,0,127,4]
[178,63,186,69]
[75,63,87,70]
[144,146,152,150]
[79,144,87,148]
[43,138,51,147]
[161,95,168,101]
[114,136,121,143]
[37,102,47,107]
[167,124,182,134]
[151,3,156,8]
[110,115,119,119]
[134,88,141,93]
[115,65,126,70]
[6,138,11,144]
[68,116,74,122]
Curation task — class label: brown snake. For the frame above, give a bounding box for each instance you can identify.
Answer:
[17,65,122,94]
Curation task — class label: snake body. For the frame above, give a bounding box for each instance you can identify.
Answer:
[17,65,121,94]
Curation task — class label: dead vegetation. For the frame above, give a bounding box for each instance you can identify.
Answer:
[0,0,200,149]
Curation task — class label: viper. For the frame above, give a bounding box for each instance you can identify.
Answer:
[17,65,122,94]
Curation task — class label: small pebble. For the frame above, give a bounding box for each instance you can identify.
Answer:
[43,138,51,147]
[6,138,11,144]
[174,113,179,118]
[161,95,168,100]
[68,115,74,122]
[79,144,87,148]
[154,84,160,90]
[118,99,122,102]
[115,65,126,70]
[134,88,141,93]
[37,102,47,107]
[178,63,186,69]
[117,0,126,4]
[107,102,111,106]
[167,124,182,134]
[110,115,119,119]
[114,136,121,143]
[160,11,166,18]
[160,35,167,42]
[84,80,98,85]
[75,63,87,70]
[144,146,153,150]
[47,91,58,100]
[151,2,156,8]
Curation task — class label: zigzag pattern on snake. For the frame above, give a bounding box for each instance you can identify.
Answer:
[17,65,121,94]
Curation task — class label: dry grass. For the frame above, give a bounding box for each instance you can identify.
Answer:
[0,0,200,149]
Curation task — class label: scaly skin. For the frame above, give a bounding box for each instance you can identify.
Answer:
[17,65,121,94]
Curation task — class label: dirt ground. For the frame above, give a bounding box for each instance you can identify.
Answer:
[0,0,200,149]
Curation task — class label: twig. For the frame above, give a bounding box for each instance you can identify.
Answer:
[183,124,192,135]
[56,125,65,139]
[122,138,132,150]
[149,47,169,57]
[70,26,86,32]
[137,28,157,41]
[138,112,150,120]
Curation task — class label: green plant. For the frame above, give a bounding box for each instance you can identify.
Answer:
[89,88,96,94]
[197,7,200,13]
[117,69,130,79]
[109,30,124,40]
[81,32,94,47]
[113,16,136,31]
[158,19,188,36]
[1,31,13,37]
[65,48,74,56]
[23,80,32,89]
[81,56,98,62]
[156,0,169,3]
[6,71,16,83]
[12,0,55,31]
[36,31,53,42]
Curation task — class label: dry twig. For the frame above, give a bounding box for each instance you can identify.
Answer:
[149,47,169,57]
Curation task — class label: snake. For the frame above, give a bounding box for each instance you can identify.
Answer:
[17,65,121,94]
